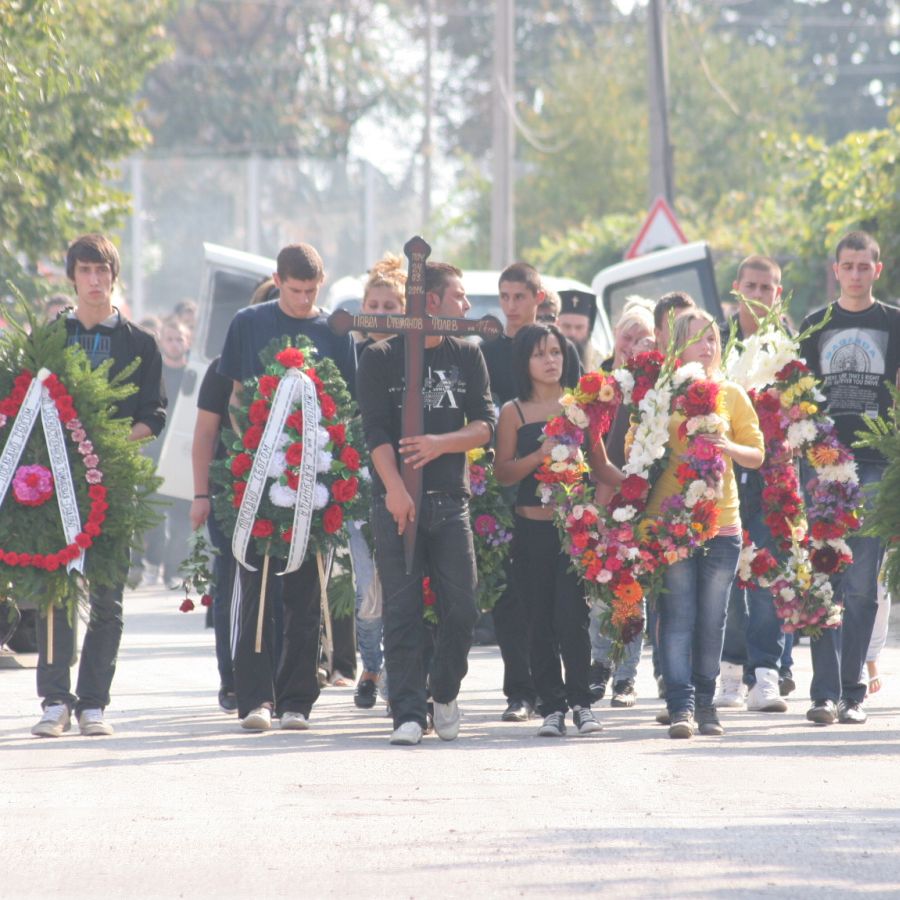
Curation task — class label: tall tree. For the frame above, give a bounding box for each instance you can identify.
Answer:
[0,0,173,299]
[142,0,418,157]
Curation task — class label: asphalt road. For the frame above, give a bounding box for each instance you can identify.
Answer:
[2,587,899,899]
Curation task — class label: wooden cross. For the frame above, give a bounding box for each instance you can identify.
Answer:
[329,236,502,573]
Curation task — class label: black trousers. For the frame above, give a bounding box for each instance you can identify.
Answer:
[492,562,536,705]
[512,516,592,715]
[233,549,322,719]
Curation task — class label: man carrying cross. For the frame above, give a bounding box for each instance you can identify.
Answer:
[356,260,496,745]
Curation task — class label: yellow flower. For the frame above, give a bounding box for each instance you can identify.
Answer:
[467,447,485,463]
[598,383,616,403]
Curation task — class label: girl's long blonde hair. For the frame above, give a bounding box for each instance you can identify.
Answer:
[672,309,723,375]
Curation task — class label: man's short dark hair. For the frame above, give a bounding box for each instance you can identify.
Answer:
[835,231,880,263]
[276,243,325,282]
[736,255,782,284]
[66,233,120,282]
[499,261,542,295]
[425,261,462,297]
[654,291,696,330]
[512,323,565,401]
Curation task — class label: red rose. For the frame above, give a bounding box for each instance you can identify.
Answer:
[620,474,649,503]
[304,368,323,389]
[200,594,213,607]
[286,470,300,490]
[322,504,343,534]
[44,555,61,571]
[331,476,359,503]
[17,553,32,567]
[84,522,102,537]
[232,480,247,507]
[251,519,274,538]
[286,411,304,432]
[327,424,346,445]
[339,446,360,471]
[231,453,253,477]
[242,425,263,450]
[281,528,293,543]
[276,347,306,368]
[750,549,778,577]
[180,598,195,613]
[285,442,304,467]
[5,552,19,565]
[75,533,93,549]
[319,394,337,420]
[88,484,107,501]
[248,399,270,425]
[258,375,280,398]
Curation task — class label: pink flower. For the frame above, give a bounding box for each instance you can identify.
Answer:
[78,440,94,455]
[71,428,87,442]
[65,419,82,432]
[85,469,103,484]
[0,414,6,428]
[83,454,100,468]
[691,438,717,461]
[12,464,54,507]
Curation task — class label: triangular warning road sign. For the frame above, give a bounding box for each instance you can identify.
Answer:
[625,197,688,259]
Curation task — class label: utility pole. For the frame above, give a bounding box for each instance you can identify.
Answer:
[422,0,434,230]
[647,0,674,205]
[490,0,515,268]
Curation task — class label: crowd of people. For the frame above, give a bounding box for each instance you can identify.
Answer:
[23,227,895,745]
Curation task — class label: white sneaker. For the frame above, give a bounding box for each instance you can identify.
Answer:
[241,706,272,731]
[389,721,423,745]
[280,711,310,730]
[78,708,114,736]
[715,662,747,709]
[747,667,788,712]
[433,699,460,741]
[31,703,71,738]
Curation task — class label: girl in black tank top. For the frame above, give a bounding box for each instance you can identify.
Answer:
[492,324,617,737]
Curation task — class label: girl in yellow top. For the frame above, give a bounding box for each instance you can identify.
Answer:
[649,310,764,739]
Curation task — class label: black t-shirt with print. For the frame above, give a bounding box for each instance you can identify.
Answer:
[357,335,496,496]
[800,300,900,464]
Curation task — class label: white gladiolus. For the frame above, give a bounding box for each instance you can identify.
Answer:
[673,362,705,386]
[614,369,635,403]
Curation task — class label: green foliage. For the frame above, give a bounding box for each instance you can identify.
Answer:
[0,308,162,615]
[0,0,173,302]
[855,391,900,596]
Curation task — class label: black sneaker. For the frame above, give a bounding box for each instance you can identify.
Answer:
[668,711,694,739]
[837,698,867,724]
[589,662,612,702]
[501,700,534,722]
[218,688,237,714]
[696,704,724,736]
[572,705,603,735]
[779,668,796,697]
[354,676,378,709]
[538,711,567,737]
[610,679,637,708]
[806,699,837,725]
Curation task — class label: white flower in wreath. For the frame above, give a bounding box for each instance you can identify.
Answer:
[779,586,796,602]
[686,414,726,436]
[596,568,613,583]
[673,362,705,387]
[267,448,288,479]
[571,504,585,520]
[360,466,371,481]
[614,368,635,402]
[565,405,589,429]
[817,462,858,484]
[684,480,707,508]
[550,443,570,463]
[314,483,330,509]
[787,419,817,448]
[269,481,297,508]
[315,450,333,474]
[612,505,637,522]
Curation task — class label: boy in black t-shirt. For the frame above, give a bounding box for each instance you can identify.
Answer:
[217,244,357,732]
[799,230,898,726]
[357,262,496,745]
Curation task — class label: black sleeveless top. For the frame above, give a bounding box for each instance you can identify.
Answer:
[512,401,546,508]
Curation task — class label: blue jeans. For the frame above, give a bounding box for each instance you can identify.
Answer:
[658,534,742,715]
[347,522,384,675]
[36,559,129,714]
[372,493,478,730]
[589,604,642,680]
[809,460,884,705]
[721,509,785,684]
